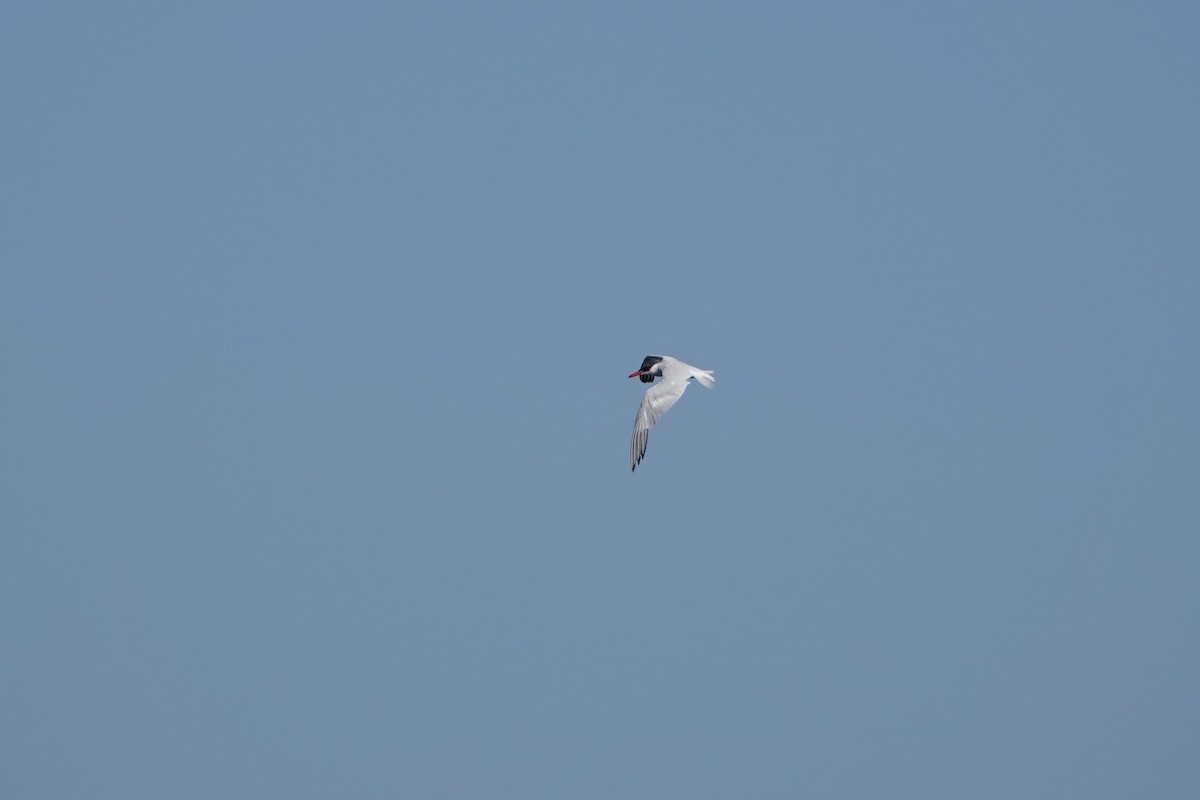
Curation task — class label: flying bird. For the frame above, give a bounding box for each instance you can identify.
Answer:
[627,354,716,471]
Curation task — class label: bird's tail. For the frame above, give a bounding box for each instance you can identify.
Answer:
[692,369,716,389]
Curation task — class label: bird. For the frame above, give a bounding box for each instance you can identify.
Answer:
[627,354,715,471]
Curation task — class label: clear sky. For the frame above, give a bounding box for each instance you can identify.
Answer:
[4,2,1198,798]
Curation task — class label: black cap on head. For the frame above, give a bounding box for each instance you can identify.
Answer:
[637,355,663,383]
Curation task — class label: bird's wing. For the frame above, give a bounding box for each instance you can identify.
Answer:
[630,378,690,471]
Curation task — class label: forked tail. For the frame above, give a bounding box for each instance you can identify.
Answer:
[692,369,716,389]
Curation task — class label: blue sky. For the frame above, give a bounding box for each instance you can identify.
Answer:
[4,2,1198,797]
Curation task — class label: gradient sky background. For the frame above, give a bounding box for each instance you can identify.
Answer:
[4,2,1198,798]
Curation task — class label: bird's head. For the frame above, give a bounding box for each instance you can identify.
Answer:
[628,355,664,383]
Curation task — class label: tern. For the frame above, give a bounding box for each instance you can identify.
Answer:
[627,355,716,471]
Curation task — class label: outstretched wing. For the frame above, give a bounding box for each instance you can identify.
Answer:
[630,379,690,471]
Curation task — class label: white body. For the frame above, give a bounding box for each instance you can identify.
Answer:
[630,355,715,471]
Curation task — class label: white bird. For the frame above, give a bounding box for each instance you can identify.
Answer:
[627,354,715,471]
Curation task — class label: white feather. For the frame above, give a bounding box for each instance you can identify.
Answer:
[629,355,715,471]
